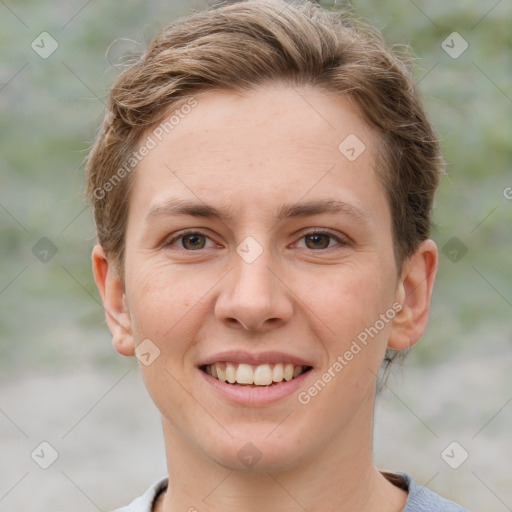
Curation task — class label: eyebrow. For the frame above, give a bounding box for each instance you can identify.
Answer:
[145,198,372,225]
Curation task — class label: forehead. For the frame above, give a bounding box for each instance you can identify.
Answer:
[129,85,388,225]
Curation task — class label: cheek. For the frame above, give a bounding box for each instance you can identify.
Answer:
[293,260,396,339]
[124,262,211,412]
[292,265,396,422]
[125,259,211,348]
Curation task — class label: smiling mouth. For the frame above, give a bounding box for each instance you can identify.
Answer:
[201,362,312,387]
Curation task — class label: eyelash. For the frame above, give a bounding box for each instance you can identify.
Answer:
[164,229,350,252]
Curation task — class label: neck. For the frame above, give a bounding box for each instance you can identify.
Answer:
[157,395,406,512]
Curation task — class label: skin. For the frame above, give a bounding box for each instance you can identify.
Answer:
[92,84,438,512]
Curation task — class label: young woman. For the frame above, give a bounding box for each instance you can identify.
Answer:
[85,1,467,510]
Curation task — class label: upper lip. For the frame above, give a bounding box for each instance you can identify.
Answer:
[198,350,314,367]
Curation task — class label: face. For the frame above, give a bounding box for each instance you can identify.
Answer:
[95,84,433,474]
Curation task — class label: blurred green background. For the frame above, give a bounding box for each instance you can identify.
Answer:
[1,1,511,510]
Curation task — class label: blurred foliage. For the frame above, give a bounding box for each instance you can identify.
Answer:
[1,0,511,376]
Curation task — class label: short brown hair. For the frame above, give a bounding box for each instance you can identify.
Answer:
[85,0,443,280]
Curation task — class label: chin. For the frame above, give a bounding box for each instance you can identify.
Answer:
[204,429,309,474]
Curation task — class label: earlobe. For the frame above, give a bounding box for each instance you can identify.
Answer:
[91,244,135,357]
[387,239,438,351]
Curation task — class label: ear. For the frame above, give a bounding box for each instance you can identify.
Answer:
[91,244,135,357]
[388,239,438,350]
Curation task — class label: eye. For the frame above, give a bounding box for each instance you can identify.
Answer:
[165,231,216,251]
[296,230,348,250]
[164,229,348,252]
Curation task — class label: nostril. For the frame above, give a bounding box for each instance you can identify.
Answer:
[233,318,281,330]
[225,318,249,330]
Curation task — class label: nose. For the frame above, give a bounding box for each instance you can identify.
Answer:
[214,248,294,333]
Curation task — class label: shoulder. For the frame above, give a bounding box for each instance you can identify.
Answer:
[392,472,469,512]
[108,477,168,512]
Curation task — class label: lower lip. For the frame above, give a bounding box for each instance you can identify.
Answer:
[199,368,312,406]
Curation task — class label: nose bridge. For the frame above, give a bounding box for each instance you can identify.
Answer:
[234,248,274,297]
[214,236,293,331]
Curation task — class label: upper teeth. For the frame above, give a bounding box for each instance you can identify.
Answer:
[204,362,306,386]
